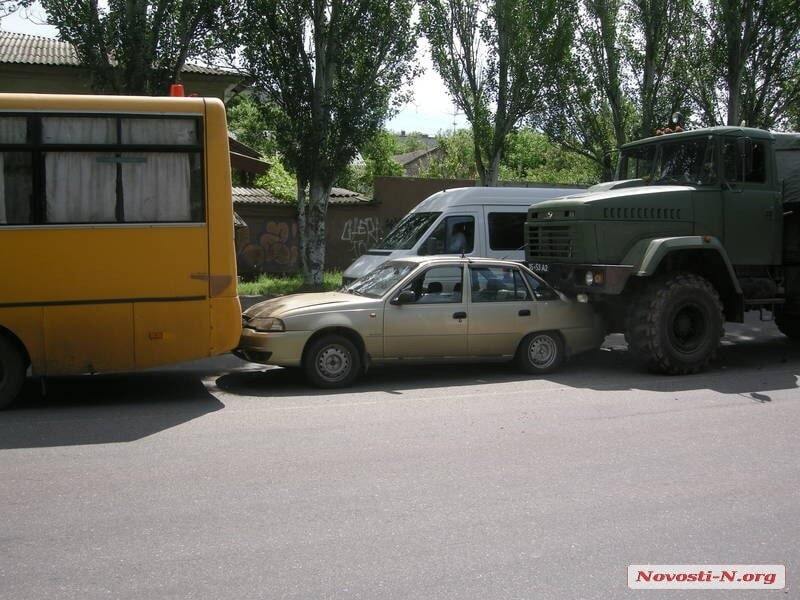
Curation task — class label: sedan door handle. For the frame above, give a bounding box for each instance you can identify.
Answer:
[518,309,531,316]
[453,311,467,319]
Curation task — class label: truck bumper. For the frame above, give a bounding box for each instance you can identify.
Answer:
[529,263,636,295]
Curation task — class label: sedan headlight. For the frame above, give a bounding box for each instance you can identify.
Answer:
[584,270,595,286]
[249,317,285,332]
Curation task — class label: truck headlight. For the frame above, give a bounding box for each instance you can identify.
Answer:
[584,270,595,286]
[249,317,285,332]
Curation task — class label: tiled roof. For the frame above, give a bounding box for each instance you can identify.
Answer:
[232,186,370,206]
[0,30,232,75]
[393,146,440,166]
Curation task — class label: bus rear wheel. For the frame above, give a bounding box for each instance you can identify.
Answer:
[626,273,723,375]
[0,336,26,410]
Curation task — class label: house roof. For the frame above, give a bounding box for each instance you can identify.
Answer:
[393,146,439,166]
[0,30,232,76]
[232,186,370,206]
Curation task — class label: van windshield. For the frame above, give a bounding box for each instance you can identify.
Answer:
[376,211,441,250]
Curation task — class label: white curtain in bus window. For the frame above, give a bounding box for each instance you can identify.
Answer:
[42,117,116,144]
[120,119,197,145]
[45,153,117,222]
[121,153,192,221]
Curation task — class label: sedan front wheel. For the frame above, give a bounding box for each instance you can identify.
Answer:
[304,334,362,388]
[517,331,564,375]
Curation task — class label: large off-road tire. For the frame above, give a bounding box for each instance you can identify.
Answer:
[626,273,724,375]
[0,336,26,410]
[303,334,362,389]
[775,308,800,340]
[516,331,565,375]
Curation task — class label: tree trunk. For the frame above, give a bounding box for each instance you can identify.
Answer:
[298,177,329,287]
[483,151,502,187]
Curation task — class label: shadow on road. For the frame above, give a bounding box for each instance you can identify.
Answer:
[217,319,800,400]
[0,372,224,450]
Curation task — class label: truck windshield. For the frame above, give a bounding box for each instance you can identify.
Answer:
[376,211,440,250]
[618,138,716,186]
[618,145,655,180]
[653,138,716,185]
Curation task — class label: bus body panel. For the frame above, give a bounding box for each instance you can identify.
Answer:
[0,93,241,378]
[204,98,238,299]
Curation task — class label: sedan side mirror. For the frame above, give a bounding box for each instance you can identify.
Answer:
[392,289,417,305]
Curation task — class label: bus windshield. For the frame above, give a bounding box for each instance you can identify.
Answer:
[376,211,440,250]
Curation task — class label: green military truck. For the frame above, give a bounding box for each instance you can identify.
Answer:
[525,125,800,374]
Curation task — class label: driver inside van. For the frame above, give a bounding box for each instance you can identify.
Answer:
[448,222,468,254]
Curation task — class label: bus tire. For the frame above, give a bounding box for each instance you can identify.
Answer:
[626,273,723,375]
[0,336,26,410]
[303,334,362,389]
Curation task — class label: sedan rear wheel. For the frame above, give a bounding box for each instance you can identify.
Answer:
[304,334,362,388]
[517,331,564,375]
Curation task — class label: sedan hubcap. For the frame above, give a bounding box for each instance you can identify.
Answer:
[317,345,351,382]
[528,335,556,368]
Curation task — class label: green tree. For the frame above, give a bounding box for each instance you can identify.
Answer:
[542,0,631,180]
[500,129,601,184]
[240,0,417,284]
[421,0,574,186]
[419,129,479,180]
[1,1,21,19]
[625,0,692,138]
[227,95,278,157]
[337,130,404,195]
[684,0,800,128]
[31,0,239,95]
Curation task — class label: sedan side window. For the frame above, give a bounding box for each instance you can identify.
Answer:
[470,265,531,302]
[418,216,475,255]
[398,265,464,304]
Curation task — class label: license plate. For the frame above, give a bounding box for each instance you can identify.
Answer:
[530,263,549,273]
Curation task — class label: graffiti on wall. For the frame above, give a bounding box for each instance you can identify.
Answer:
[238,218,299,275]
[340,216,381,258]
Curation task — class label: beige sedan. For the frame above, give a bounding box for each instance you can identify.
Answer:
[236,257,605,387]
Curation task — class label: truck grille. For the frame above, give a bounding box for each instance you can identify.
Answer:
[527,224,575,259]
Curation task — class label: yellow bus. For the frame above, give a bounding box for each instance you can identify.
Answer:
[0,93,242,408]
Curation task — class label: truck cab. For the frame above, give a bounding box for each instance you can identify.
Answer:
[525,125,800,375]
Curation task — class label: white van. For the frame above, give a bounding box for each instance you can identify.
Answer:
[342,186,584,284]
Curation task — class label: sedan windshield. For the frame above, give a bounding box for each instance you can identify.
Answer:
[376,212,440,250]
[342,261,417,298]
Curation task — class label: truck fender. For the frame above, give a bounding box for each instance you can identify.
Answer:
[623,236,742,296]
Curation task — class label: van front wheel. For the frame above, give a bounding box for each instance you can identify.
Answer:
[0,336,26,410]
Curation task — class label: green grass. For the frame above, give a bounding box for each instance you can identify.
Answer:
[238,271,343,297]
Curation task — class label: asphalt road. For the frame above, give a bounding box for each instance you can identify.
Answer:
[1,314,799,600]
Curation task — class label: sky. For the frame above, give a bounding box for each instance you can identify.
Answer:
[2,3,470,136]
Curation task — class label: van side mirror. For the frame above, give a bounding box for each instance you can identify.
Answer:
[737,137,754,174]
[392,289,417,305]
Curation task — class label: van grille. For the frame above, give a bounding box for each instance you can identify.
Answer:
[527,224,575,259]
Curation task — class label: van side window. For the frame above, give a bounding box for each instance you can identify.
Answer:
[488,212,526,250]
[418,215,474,255]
